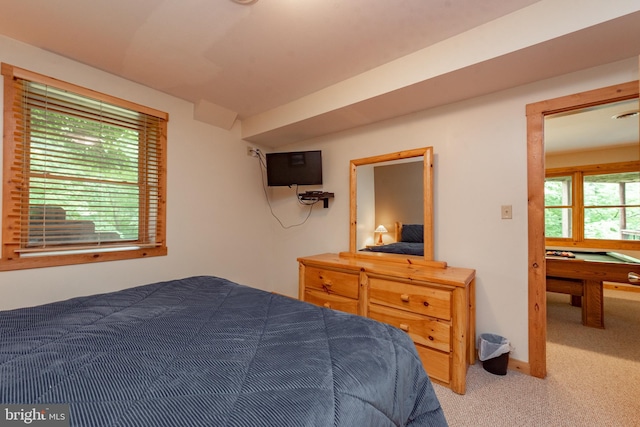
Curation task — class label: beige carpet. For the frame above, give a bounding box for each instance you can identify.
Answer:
[433,289,640,426]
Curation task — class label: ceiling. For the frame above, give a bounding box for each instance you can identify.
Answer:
[0,0,639,148]
[0,0,540,117]
[545,99,639,154]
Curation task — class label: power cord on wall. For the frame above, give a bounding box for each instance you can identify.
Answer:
[254,148,321,229]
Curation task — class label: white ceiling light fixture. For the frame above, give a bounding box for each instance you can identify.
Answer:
[230,0,258,4]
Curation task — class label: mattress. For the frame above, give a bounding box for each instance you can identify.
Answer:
[0,276,446,426]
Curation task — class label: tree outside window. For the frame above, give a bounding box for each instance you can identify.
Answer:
[545,163,640,248]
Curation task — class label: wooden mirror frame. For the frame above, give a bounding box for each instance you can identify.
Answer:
[345,147,436,264]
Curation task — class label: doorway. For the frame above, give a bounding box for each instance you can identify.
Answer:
[526,81,640,378]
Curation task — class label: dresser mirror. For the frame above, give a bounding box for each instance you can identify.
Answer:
[346,147,435,263]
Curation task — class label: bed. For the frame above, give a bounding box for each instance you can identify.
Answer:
[0,275,446,426]
[363,223,424,256]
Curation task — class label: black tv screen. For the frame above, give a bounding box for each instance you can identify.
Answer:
[266,150,323,187]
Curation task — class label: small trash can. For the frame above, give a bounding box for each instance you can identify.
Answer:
[478,333,510,376]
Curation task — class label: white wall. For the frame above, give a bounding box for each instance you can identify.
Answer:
[357,165,375,248]
[0,35,274,310]
[546,144,638,168]
[269,57,639,363]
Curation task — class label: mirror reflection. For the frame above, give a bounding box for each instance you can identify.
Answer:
[356,159,423,248]
[348,147,434,261]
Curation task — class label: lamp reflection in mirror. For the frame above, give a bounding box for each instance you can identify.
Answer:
[375,225,388,245]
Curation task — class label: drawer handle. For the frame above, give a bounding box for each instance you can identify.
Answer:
[399,323,410,332]
[323,302,331,308]
[428,336,434,341]
[400,294,410,302]
[321,280,333,294]
[423,301,430,307]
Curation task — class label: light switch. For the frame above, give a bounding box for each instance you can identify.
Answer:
[501,205,512,219]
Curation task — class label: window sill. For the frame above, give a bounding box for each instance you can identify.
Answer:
[0,246,168,271]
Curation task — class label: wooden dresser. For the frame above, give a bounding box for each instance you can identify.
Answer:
[298,253,476,394]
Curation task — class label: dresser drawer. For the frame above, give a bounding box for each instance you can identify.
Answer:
[304,266,359,299]
[368,277,451,320]
[368,304,450,352]
[304,289,359,315]
[415,345,450,385]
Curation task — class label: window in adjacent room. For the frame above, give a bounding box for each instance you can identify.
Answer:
[545,162,640,249]
[544,174,573,238]
[583,170,640,240]
[1,64,168,270]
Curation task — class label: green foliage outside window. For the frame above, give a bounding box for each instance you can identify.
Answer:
[29,107,142,243]
[544,177,571,238]
[545,171,640,242]
[583,172,640,240]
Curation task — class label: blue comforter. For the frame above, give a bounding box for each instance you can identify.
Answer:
[0,276,446,426]
[362,242,424,256]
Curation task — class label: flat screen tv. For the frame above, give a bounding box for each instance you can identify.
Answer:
[266,150,323,187]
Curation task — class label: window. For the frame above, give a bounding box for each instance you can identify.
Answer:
[583,171,640,240]
[545,161,640,249]
[1,64,167,270]
[544,175,573,238]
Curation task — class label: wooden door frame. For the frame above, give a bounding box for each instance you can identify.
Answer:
[526,80,639,378]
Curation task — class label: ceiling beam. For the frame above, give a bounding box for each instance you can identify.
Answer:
[241,7,640,147]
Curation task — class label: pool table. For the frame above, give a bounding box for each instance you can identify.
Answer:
[546,250,640,328]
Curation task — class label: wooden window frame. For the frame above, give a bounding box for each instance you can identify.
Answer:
[545,161,640,250]
[1,64,168,271]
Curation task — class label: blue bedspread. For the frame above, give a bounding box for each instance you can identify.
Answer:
[0,276,446,426]
[362,242,424,256]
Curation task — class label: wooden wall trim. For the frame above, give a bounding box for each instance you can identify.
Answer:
[526,80,639,379]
